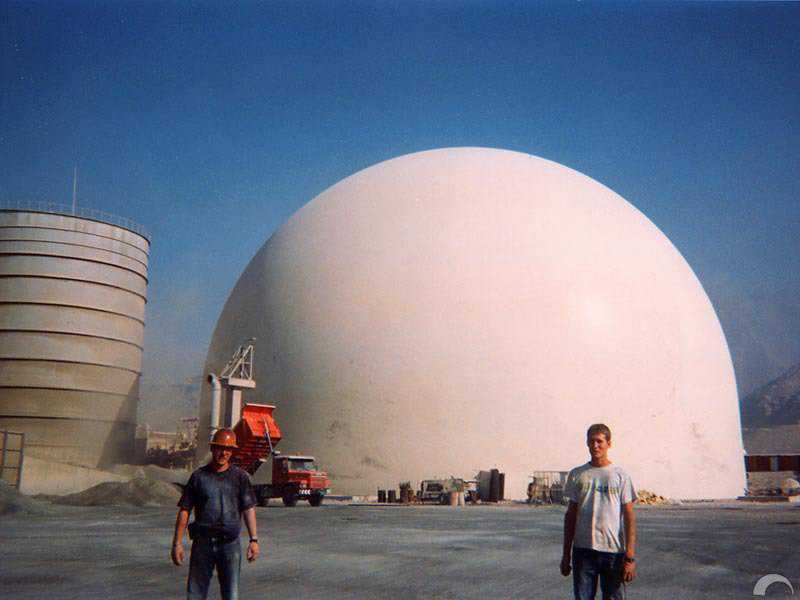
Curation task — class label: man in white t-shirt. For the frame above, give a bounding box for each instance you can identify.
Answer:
[560,423,637,600]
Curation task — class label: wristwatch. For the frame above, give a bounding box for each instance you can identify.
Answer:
[624,556,635,564]
[249,538,259,543]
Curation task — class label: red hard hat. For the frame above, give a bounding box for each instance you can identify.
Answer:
[210,428,238,449]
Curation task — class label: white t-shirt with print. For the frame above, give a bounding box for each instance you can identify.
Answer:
[564,462,636,554]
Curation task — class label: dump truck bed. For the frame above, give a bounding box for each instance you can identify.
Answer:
[232,403,283,474]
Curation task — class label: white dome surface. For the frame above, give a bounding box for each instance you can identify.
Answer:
[201,147,745,499]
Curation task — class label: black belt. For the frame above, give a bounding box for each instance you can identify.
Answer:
[197,534,237,544]
[188,521,237,543]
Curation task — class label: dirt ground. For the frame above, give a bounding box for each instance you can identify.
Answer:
[0,500,797,600]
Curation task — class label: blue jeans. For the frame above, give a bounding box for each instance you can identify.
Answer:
[187,537,242,600]
[572,547,625,600]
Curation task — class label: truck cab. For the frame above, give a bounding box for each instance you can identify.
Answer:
[272,454,330,506]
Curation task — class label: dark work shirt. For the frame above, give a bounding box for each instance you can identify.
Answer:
[178,464,256,540]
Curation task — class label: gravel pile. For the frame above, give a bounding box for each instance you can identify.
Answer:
[53,477,181,507]
[109,463,191,486]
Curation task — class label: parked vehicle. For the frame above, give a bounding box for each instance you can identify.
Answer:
[418,478,467,504]
[231,403,330,507]
[253,454,328,507]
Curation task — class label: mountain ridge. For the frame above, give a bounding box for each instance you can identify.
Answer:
[740,362,800,429]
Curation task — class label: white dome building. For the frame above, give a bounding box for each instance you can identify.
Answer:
[201,148,745,499]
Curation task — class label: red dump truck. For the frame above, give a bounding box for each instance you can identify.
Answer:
[231,403,330,507]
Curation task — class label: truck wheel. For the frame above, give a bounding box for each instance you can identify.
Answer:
[308,493,324,507]
[282,492,298,507]
[253,487,268,507]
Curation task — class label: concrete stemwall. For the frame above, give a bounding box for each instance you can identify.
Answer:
[0,210,149,467]
[19,455,128,495]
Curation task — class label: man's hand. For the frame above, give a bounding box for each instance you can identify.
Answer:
[622,558,636,583]
[171,508,190,566]
[171,543,184,566]
[247,541,260,562]
[560,554,571,577]
[561,501,577,578]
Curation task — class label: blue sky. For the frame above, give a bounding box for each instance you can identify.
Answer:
[1,1,798,410]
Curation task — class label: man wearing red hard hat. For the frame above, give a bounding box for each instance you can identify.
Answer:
[170,428,260,600]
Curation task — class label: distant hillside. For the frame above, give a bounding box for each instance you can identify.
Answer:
[703,276,800,398]
[740,363,800,429]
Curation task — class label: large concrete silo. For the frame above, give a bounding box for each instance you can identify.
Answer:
[0,203,149,470]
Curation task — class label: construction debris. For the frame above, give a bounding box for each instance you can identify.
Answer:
[53,477,181,507]
[636,489,669,505]
[527,471,568,505]
[135,417,198,469]
[780,478,800,496]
